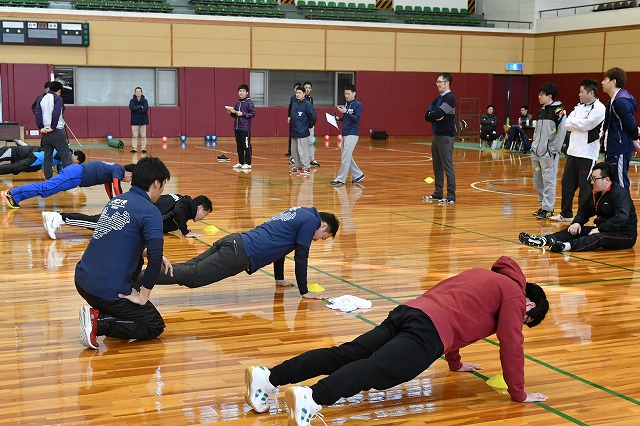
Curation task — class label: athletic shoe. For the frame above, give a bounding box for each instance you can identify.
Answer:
[331,180,344,185]
[130,149,137,153]
[79,305,99,350]
[298,169,311,176]
[232,163,243,168]
[536,209,554,219]
[532,208,543,216]
[519,232,547,247]
[290,168,300,174]
[1,190,19,209]
[352,174,365,184]
[217,155,229,162]
[289,158,296,165]
[244,366,276,413]
[310,160,320,167]
[141,149,147,154]
[549,240,568,253]
[42,211,63,240]
[422,194,442,201]
[438,197,455,204]
[285,386,323,426]
[241,164,252,169]
[550,214,573,222]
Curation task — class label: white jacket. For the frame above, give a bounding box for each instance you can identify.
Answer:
[565,99,605,160]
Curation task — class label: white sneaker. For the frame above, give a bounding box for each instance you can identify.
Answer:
[285,386,323,426]
[232,163,243,168]
[550,214,574,223]
[241,164,252,169]
[244,366,276,413]
[42,211,63,240]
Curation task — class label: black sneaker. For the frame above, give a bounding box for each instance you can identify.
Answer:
[141,149,147,154]
[310,160,320,167]
[532,208,543,216]
[284,152,291,156]
[549,240,567,253]
[1,190,20,209]
[519,232,547,247]
[536,210,554,219]
[130,149,137,153]
[438,197,455,204]
[217,155,230,162]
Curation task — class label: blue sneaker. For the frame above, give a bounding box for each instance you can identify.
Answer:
[352,174,365,184]
[331,180,344,185]
[438,197,455,204]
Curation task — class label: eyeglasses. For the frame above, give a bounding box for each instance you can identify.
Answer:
[590,176,606,182]
[436,80,447,84]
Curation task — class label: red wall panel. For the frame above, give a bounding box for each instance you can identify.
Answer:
[357,71,387,135]
[149,107,181,138]
[64,107,89,141]
[183,67,216,137]
[276,107,290,137]
[252,107,278,136]
[214,68,246,137]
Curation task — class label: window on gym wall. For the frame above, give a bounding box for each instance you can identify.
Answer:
[53,66,178,106]
[250,70,354,107]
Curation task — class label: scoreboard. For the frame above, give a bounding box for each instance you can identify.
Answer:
[1,21,89,46]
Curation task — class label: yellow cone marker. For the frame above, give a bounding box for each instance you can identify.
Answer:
[424,177,434,184]
[307,282,325,293]
[486,373,508,389]
[203,225,219,235]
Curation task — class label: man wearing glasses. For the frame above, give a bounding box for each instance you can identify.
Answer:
[519,161,637,253]
[423,73,457,204]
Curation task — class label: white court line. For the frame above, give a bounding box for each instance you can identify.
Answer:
[471,178,539,197]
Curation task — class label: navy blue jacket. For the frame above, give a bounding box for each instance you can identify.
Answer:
[129,95,149,126]
[603,89,638,156]
[290,98,317,138]
[75,186,164,300]
[339,99,363,136]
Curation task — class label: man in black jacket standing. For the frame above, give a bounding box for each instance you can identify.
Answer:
[129,87,149,153]
[424,73,457,204]
[41,194,212,240]
[519,162,637,252]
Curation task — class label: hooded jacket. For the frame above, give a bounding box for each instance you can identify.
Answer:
[404,256,529,402]
[601,88,639,157]
[531,100,566,157]
[231,97,256,132]
[565,99,605,161]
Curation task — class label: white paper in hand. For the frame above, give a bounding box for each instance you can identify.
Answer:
[326,112,339,129]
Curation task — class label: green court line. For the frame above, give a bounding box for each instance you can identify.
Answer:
[192,219,638,421]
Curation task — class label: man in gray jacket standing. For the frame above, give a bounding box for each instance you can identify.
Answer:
[531,83,566,219]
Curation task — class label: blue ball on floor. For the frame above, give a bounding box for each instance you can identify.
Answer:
[106,134,113,141]
[205,135,212,141]
[211,135,217,142]
[180,135,187,142]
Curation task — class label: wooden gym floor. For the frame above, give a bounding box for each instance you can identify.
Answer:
[1,136,639,425]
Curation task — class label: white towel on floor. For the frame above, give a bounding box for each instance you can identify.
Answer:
[326,295,372,312]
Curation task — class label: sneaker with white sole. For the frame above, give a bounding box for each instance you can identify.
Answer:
[550,214,573,222]
[518,232,547,247]
[549,240,568,253]
[438,197,455,204]
[285,386,323,426]
[79,305,99,350]
[422,194,442,201]
[241,164,252,169]
[244,366,276,413]
[289,158,296,165]
[310,160,320,167]
[352,174,365,184]
[232,163,243,168]
[42,211,63,240]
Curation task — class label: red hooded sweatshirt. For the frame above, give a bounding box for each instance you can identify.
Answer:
[404,256,528,402]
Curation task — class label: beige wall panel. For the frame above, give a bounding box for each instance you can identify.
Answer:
[325,30,394,70]
[0,46,87,65]
[604,30,640,70]
[525,36,553,74]
[554,32,604,73]
[173,24,250,67]
[87,21,171,66]
[395,33,460,72]
[252,27,324,69]
[461,35,522,74]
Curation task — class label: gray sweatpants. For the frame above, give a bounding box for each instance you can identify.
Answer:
[431,135,456,200]
[531,152,559,212]
[292,136,312,170]
[335,135,362,183]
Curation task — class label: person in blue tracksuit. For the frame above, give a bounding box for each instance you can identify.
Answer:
[0,145,85,175]
[331,84,364,185]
